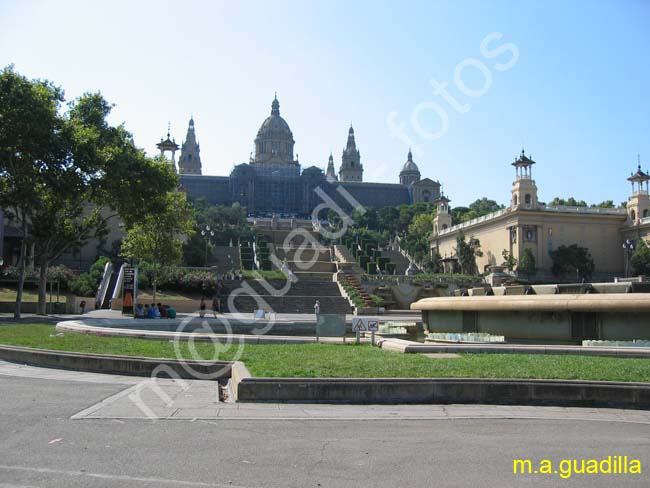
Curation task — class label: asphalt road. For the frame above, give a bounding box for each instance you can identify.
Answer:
[0,372,648,488]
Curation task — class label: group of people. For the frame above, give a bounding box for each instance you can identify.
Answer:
[135,302,177,319]
[199,296,222,318]
[217,270,243,281]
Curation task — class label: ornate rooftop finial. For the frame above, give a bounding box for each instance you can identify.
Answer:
[407,147,413,161]
[167,121,171,139]
[271,94,280,116]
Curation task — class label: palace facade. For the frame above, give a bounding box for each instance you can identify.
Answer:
[161,96,442,215]
[430,151,650,280]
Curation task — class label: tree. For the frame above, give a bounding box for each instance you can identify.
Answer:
[501,249,517,271]
[455,233,483,275]
[121,191,195,301]
[550,244,595,280]
[408,212,435,237]
[1,70,180,315]
[451,198,504,225]
[0,65,64,317]
[592,200,615,208]
[549,197,588,207]
[630,239,650,276]
[518,248,537,279]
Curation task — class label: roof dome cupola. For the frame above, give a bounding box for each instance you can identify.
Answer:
[253,94,296,165]
[399,148,421,185]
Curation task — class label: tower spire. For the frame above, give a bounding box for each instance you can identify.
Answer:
[271,93,280,116]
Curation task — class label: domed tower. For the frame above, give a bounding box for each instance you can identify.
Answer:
[178,116,202,175]
[399,148,421,185]
[511,149,539,210]
[339,125,363,182]
[626,157,650,225]
[326,153,337,181]
[253,94,296,166]
[156,124,179,173]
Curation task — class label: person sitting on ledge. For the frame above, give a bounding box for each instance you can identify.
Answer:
[166,305,176,319]
[157,302,167,318]
[143,304,150,318]
[148,303,157,319]
[135,303,145,319]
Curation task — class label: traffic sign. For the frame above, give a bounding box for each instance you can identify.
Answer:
[367,320,379,332]
[352,318,366,332]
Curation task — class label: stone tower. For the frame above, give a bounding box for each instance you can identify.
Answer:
[510,149,538,210]
[326,153,337,181]
[626,158,650,225]
[399,148,421,185]
[433,195,452,235]
[178,116,202,175]
[339,125,363,182]
[156,124,179,173]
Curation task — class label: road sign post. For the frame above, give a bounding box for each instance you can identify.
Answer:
[352,317,366,344]
[367,319,379,346]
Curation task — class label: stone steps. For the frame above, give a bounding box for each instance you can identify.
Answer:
[232,279,343,297]
[225,295,351,314]
[381,249,411,275]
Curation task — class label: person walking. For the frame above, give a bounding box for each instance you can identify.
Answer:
[211,295,220,318]
[199,297,206,318]
[314,300,320,320]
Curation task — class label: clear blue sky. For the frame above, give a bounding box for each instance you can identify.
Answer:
[1,0,648,207]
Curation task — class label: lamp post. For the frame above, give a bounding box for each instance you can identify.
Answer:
[200,225,214,268]
[622,239,635,277]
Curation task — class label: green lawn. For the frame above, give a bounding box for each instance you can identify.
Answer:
[1,324,649,382]
[0,288,39,302]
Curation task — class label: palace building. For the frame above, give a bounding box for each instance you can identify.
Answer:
[162,95,442,214]
[430,151,650,280]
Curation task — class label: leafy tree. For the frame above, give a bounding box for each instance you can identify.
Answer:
[451,198,504,225]
[0,65,64,317]
[121,191,195,301]
[549,197,588,207]
[408,212,435,237]
[592,200,615,208]
[501,249,517,271]
[455,232,483,275]
[630,239,650,276]
[0,70,179,315]
[518,248,537,279]
[550,244,595,280]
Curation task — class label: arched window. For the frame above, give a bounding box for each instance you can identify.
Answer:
[513,195,518,206]
[525,194,531,205]
[442,224,448,230]
[631,209,636,221]
[188,154,192,161]
[423,190,430,202]
[644,209,649,218]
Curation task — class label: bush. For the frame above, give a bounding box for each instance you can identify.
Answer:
[69,257,111,297]
[369,294,385,307]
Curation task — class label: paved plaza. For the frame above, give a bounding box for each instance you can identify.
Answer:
[0,361,648,487]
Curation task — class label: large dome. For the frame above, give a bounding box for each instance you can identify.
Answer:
[400,149,420,174]
[253,96,295,165]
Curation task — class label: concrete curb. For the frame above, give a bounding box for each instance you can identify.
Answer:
[230,361,252,401]
[235,377,650,409]
[0,344,232,379]
[377,338,650,358]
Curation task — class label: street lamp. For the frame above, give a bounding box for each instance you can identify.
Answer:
[622,239,635,277]
[200,225,214,267]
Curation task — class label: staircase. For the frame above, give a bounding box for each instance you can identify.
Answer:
[212,245,241,272]
[381,249,411,275]
[223,278,351,314]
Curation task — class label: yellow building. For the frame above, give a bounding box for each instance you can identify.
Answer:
[430,151,650,281]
